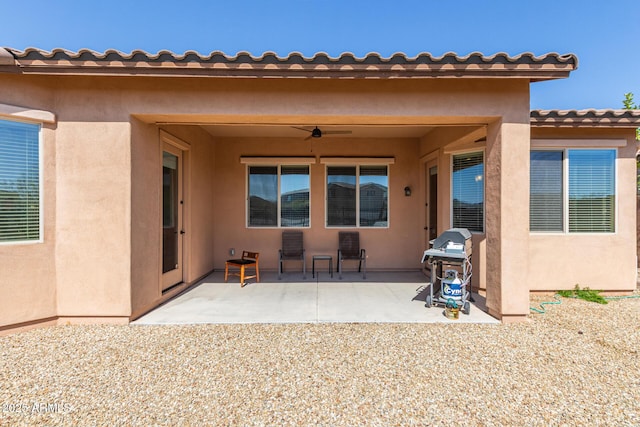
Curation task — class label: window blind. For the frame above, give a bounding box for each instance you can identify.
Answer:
[452,152,484,232]
[0,120,40,242]
[530,151,563,232]
[568,149,615,233]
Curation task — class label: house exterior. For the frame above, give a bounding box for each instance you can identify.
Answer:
[0,47,638,333]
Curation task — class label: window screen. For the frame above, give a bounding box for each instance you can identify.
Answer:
[452,152,484,232]
[359,166,388,227]
[0,120,40,242]
[327,166,356,226]
[280,166,310,227]
[530,151,563,232]
[568,149,615,233]
[248,165,310,227]
[248,166,277,226]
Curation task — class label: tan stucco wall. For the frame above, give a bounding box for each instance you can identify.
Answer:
[130,119,162,318]
[527,128,637,292]
[130,123,216,318]
[0,125,57,327]
[54,121,132,317]
[6,70,635,328]
[212,137,422,271]
[0,77,58,329]
[485,121,532,319]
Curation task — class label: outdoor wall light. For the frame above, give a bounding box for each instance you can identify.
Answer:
[404,186,411,197]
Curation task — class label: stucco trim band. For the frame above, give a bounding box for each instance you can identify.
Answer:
[531,138,627,148]
[320,157,395,165]
[240,156,316,165]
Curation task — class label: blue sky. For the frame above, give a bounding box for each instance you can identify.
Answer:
[2,0,638,110]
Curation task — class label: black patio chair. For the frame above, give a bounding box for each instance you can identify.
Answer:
[337,231,366,279]
[278,231,306,279]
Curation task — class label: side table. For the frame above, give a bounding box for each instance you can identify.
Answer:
[312,255,333,278]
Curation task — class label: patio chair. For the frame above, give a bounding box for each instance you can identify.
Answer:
[337,231,366,279]
[225,251,260,287]
[278,231,306,279]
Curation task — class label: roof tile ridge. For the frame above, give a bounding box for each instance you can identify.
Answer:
[531,109,640,117]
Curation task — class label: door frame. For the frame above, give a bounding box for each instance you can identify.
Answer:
[420,150,439,250]
[160,130,190,292]
[425,158,438,246]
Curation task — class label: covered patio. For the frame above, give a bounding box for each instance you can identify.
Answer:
[133,271,499,324]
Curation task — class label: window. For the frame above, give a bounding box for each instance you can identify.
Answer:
[568,150,616,233]
[452,152,484,233]
[530,151,563,232]
[247,165,309,227]
[326,165,388,227]
[530,149,616,233]
[0,119,41,243]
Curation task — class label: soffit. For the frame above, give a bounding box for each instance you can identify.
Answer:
[531,110,640,128]
[199,124,436,139]
[0,48,577,81]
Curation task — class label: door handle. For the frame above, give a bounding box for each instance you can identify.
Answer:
[180,230,186,235]
[424,227,428,230]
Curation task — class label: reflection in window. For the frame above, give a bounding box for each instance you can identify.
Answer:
[359,166,388,227]
[248,165,309,227]
[452,152,484,233]
[281,166,310,227]
[248,166,277,226]
[327,167,356,226]
[162,152,178,228]
[327,165,388,227]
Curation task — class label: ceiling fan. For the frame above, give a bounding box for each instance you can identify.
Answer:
[291,126,352,140]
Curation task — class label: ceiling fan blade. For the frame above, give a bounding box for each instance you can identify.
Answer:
[291,126,312,133]
[304,134,313,141]
[323,130,352,135]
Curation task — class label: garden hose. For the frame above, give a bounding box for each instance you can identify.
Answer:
[529,294,562,314]
[530,293,640,314]
[603,295,640,301]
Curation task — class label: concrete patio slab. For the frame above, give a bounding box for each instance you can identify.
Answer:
[133,271,499,325]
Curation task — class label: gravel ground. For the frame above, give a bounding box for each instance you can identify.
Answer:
[1,294,639,426]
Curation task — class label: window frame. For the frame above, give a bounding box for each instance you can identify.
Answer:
[529,147,617,235]
[450,149,485,234]
[245,163,311,229]
[0,117,43,245]
[324,163,391,229]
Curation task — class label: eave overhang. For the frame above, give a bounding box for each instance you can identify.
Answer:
[0,48,577,81]
[531,110,640,128]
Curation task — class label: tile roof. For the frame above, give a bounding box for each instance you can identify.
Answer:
[531,109,640,127]
[0,48,577,80]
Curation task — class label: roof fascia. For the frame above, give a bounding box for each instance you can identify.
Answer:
[1,48,578,81]
[531,110,640,128]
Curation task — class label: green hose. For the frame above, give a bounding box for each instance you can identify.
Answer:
[604,295,640,301]
[530,292,640,314]
[529,294,562,314]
